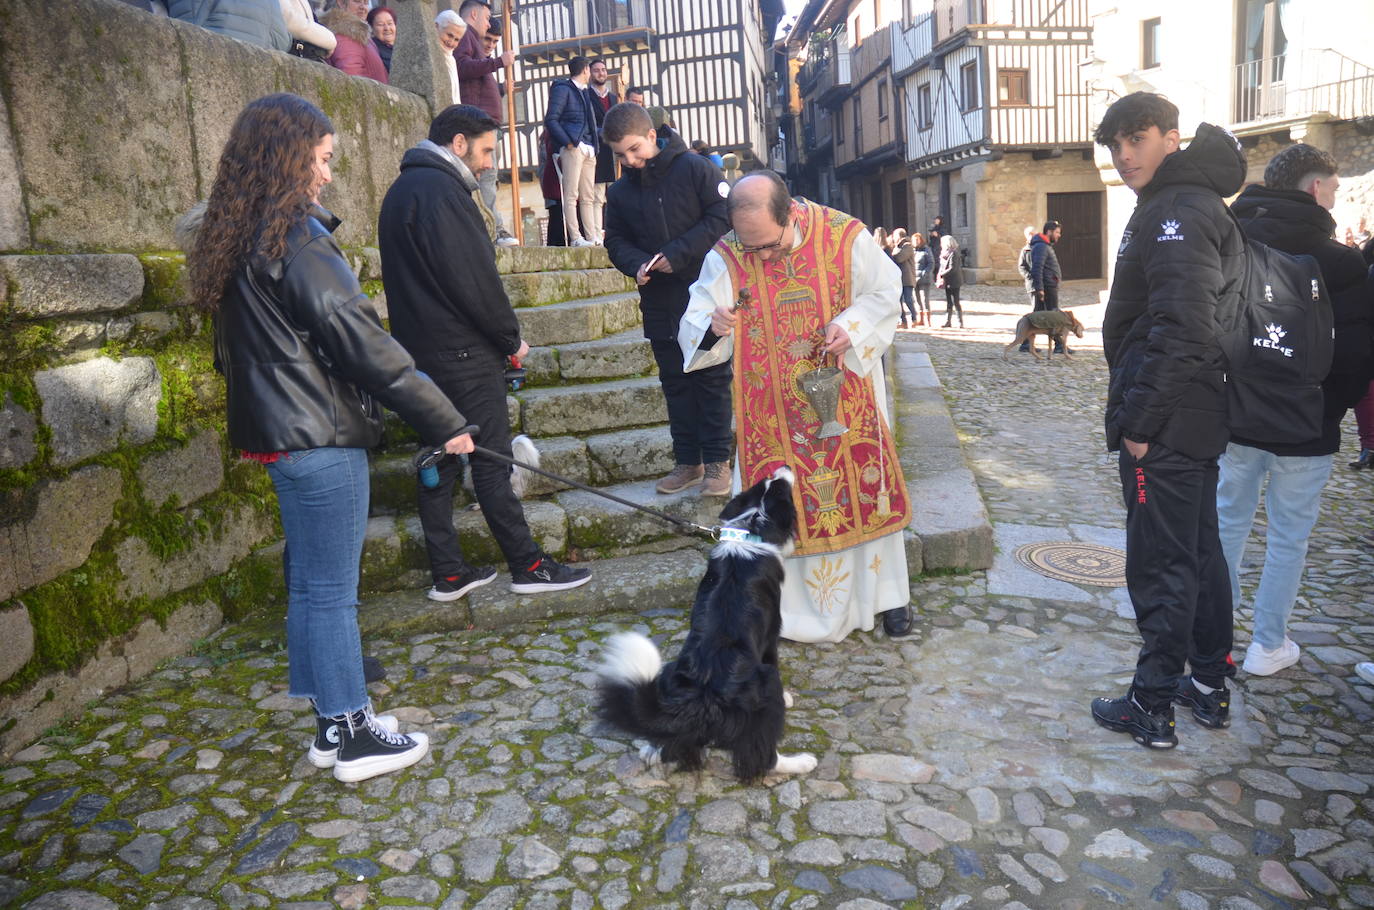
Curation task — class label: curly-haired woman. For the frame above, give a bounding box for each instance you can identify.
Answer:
[190,94,472,783]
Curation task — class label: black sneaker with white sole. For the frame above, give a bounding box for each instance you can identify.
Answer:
[427,565,498,602]
[1090,690,1178,749]
[1172,676,1231,729]
[509,555,591,594]
[332,708,429,783]
[308,712,399,769]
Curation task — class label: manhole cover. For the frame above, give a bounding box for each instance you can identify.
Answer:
[1014,541,1127,587]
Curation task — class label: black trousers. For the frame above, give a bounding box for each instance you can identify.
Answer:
[1031,285,1060,312]
[1117,443,1236,712]
[942,287,962,323]
[417,350,541,579]
[651,339,734,465]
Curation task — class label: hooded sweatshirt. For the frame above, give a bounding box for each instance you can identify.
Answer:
[1102,123,1248,459]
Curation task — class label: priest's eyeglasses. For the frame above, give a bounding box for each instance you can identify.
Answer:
[740,221,789,254]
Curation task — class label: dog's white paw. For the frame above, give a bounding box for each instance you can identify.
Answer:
[783,690,795,708]
[773,752,817,775]
[638,743,662,767]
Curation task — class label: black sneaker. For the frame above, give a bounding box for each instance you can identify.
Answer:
[509,555,591,594]
[307,712,399,769]
[332,708,429,783]
[1173,676,1230,729]
[1091,691,1178,749]
[427,565,498,602]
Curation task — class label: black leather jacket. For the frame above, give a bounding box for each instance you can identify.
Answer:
[215,208,467,452]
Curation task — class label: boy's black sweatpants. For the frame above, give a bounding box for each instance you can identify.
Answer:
[1117,442,1236,712]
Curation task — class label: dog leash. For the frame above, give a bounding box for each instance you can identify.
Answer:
[420,430,722,540]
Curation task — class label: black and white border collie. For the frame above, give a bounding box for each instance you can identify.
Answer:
[594,466,817,782]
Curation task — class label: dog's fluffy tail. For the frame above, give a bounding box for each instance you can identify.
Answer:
[509,434,540,499]
[597,632,663,683]
[595,632,686,744]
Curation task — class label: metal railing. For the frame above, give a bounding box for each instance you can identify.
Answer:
[1234,48,1374,125]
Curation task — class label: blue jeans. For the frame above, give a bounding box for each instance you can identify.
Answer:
[267,447,370,717]
[1216,443,1332,651]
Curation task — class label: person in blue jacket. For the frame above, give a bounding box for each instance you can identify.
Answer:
[543,55,600,246]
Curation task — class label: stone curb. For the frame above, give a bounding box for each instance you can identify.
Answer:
[892,337,995,572]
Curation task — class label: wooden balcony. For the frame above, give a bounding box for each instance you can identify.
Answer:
[1234,49,1374,128]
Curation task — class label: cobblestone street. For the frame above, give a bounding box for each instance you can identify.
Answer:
[4,286,1373,910]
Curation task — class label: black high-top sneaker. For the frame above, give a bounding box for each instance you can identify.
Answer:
[308,712,400,769]
[1090,690,1178,749]
[331,708,429,783]
[1172,676,1231,729]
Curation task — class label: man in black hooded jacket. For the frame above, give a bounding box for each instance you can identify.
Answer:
[601,102,733,496]
[1218,143,1374,677]
[379,104,591,599]
[1090,92,1246,750]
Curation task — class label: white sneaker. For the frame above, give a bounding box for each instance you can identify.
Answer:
[495,235,519,247]
[1242,638,1301,676]
[571,238,597,248]
[1355,662,1374,685]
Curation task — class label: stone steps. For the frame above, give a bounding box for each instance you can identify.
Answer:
[523,329,654,386]
[356,477,710,596]
[504,268,634,309]
[555,478,723,551]
[495,245,611,274]
[517,375,667,438]
[368,426,676,516]
[515,292,642,347]
[355,547,708,638]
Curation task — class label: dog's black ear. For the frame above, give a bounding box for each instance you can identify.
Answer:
[718,474,768,521]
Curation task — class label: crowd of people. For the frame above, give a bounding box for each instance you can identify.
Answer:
[114,2,1374,774]
[185,84,915,783]
[868,220,963,329]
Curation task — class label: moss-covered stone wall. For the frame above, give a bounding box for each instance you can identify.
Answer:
[0,0,432,253]
[0,252,293,757]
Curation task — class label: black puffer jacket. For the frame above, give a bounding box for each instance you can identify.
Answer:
[603,126,730,340]
[378,144,523,366]
[1028,233,1061,292]
[215,207,465,452]
[1102,123,1247,459]
[1230,183,1374,455]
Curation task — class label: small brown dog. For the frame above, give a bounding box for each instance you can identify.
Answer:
[1002,310,1085,361]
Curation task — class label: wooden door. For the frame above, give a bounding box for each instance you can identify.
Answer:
[889,180,909,233]
[869,181,885,230]
[1046,190,1103,280]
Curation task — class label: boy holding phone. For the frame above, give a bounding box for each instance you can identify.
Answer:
[602,103,734,496]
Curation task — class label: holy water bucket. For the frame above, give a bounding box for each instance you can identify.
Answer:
[797,365,848,439]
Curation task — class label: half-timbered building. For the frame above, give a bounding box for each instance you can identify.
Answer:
[502,0,782,235]
[897,0,1103,282]
[1084,0,1374,282]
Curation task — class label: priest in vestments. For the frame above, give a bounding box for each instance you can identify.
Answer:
[678,171,914,643]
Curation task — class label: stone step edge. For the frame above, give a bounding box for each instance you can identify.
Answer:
[510,289,641,311]
[355,547,709,638]
[891,338,995,573]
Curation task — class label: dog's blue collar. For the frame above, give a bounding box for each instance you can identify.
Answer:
[717,526,764,545]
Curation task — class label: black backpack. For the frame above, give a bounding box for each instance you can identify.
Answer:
[1218,209,1334,445]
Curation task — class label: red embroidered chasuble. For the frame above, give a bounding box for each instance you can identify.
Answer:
[713,200,910,557]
